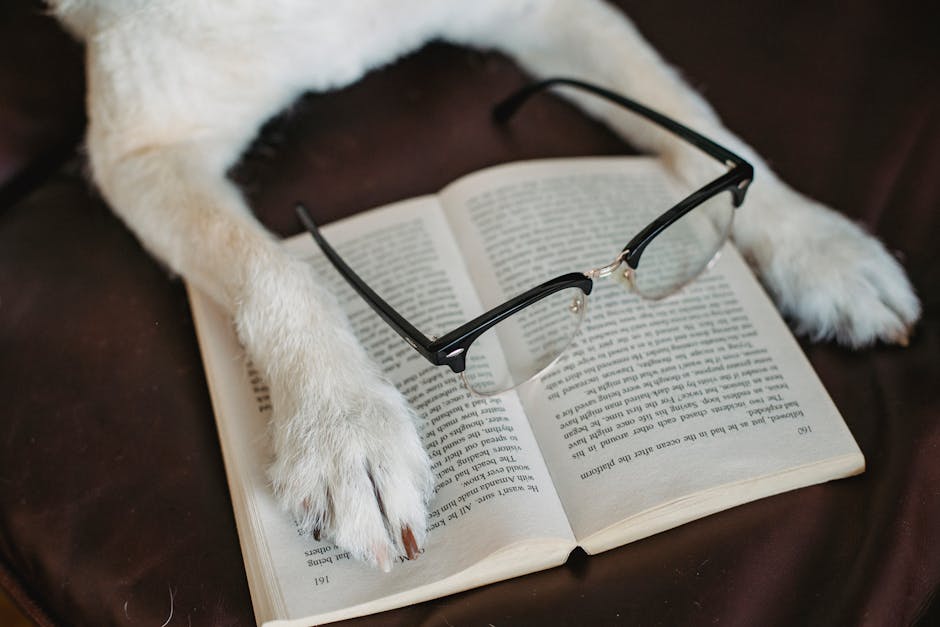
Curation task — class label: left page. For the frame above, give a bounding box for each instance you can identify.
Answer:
[187,195,575,626]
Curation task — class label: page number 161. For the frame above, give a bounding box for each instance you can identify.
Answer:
[314,575,330,587]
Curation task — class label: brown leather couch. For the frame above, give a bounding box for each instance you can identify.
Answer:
[2,1,937,624]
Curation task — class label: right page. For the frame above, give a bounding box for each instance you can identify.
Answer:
[441,157,864,554]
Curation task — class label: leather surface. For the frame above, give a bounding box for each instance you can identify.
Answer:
[1,1,937,625]
[0,2,84,209]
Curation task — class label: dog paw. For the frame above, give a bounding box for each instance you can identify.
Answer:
[735,188,921,348]
[266,374,433,571]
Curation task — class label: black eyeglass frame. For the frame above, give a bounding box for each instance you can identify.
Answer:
[296,77,753,376]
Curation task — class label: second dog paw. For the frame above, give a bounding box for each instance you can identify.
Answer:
[736,188,921,348]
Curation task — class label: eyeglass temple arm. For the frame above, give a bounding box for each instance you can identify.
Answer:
[492,77,751,171]
[493,77,753,268]
[295,204,440,363]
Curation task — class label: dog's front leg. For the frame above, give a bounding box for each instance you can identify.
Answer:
[90,141,431,570]
[446,0,920,346]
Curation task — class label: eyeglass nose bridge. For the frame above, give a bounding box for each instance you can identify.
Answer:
[584,249,633,283]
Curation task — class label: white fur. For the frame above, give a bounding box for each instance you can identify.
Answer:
[49,0,920,569]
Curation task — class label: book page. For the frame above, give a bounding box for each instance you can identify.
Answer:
[189,196,575,626]
[441,158,863,551]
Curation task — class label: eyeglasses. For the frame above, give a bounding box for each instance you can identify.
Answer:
[297,77,753,396]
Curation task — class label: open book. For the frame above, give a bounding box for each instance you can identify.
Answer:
[187,157,864,626]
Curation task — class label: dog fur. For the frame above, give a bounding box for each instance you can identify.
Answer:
[49,0,920,570]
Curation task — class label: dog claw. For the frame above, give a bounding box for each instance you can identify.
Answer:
[374,543,392,573]
[401,525,419,561]
[890,327,912,347]
[896,331,910,347]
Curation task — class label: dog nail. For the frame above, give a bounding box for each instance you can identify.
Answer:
[374,544,391,572]
[401,526,419,560]
[312,525,321,541]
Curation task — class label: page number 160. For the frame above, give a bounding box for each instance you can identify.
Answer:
[797,425,813,435]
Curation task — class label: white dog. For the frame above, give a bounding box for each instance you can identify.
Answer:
[49,0,919,570]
